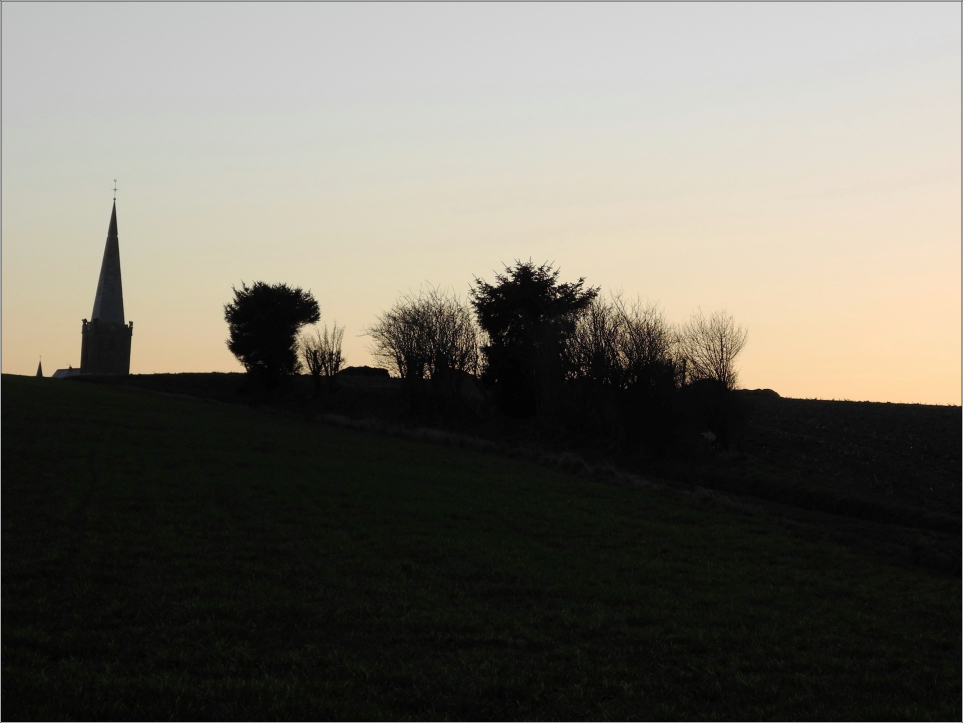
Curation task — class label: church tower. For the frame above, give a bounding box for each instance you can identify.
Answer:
[80,200,133,375]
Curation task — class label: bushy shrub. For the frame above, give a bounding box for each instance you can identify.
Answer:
[224,281,320,384]
[677,378,748,451]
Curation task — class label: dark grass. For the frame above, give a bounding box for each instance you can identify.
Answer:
[92,373,963,536]
[3,375,960,720]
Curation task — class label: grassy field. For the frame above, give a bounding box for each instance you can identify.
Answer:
[3,375,960,720]
[93,373,963,523]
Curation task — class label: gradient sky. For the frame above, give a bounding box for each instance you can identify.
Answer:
[3,2,960,404]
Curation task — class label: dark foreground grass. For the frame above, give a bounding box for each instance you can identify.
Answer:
[3,375,959,721]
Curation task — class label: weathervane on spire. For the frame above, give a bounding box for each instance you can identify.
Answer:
[112,179,118,201]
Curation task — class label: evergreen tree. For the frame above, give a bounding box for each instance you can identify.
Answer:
[470,261,597,417]
[224,281,320,383]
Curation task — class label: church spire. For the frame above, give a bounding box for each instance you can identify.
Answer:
[36,359,43,377]
[91,200,125,324]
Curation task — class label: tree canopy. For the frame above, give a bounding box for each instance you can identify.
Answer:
[470,261,598,416]
[224,281,320,382]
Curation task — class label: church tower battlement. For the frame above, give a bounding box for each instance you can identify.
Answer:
[80,199,133,375]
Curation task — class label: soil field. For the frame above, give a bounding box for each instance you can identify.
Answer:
[739,393,960,517]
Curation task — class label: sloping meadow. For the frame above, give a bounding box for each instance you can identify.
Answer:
[3,375,959,721]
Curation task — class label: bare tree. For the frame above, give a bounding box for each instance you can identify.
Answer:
[301,321,346,395]
[564,295,682,448]
[677,309,748,389]
[568,295,676,389]
[567,297,622,387]
[365,286,479,399]
[614,296,676,388]
[366,302,424,381]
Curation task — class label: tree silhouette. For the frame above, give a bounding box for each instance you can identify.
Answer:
[224,281,320,383]
[470,261,598,417]
[677,309,748,390]
[301,322,346,396]
[564,296,682,450]
[568,296,678,390]
[365,286,479,412]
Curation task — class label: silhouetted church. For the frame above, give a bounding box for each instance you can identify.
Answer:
[53,200,133,378]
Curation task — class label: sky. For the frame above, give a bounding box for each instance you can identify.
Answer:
[2,2,960,404]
